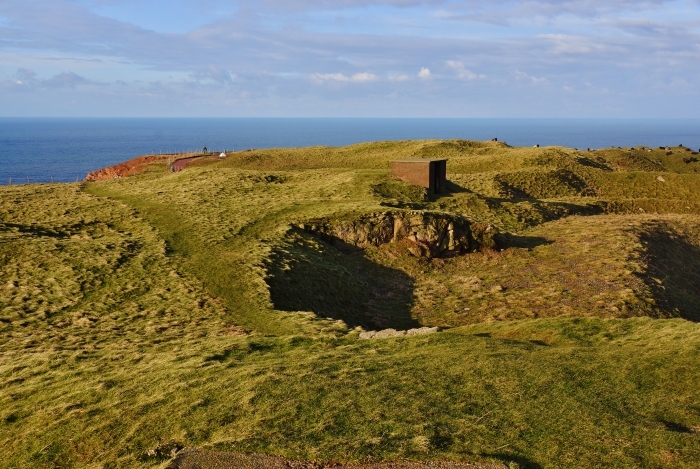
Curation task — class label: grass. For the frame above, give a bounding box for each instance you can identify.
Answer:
[2,139,700,468]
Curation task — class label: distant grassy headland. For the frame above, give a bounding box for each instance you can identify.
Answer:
[1,140,699,468]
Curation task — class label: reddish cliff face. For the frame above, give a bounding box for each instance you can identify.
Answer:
[84,155,169,181]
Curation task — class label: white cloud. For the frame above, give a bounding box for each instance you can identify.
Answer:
[42,71,88,88]
[536,34,609,55]
[312,72,379,83]
[2,68,94,90]
[13,68,37,87]
[388,74,410,82]
[446,60,485,80]
[192,65,235,83]
[514,70,549,85]
[351,72,379,82]
[1,0,699,116]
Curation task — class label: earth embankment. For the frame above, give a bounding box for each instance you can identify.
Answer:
[84,155,170,181]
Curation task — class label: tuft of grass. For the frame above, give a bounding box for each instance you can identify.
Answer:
[372,177,428,207]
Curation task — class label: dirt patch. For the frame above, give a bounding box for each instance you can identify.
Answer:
[84,155,171,181]
[168,449,506,469]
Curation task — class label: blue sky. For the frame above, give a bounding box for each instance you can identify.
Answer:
[1,0,699,117]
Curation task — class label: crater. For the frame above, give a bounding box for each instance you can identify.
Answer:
[265,211,497,330]
[265,229,418,330]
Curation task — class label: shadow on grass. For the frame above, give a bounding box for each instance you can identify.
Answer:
[375,180,465,210]
[495,233,553,250]
[489,453,543,469]
[378,200,428,210]
[661,420,696,434]
[576,156,613,171]
[0,221,100,239]
[637,224,700,322]
[266,229,418,330]
[483,196,605,228]
[445,180,470,194]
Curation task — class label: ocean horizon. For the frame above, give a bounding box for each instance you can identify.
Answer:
[2,117,699,184]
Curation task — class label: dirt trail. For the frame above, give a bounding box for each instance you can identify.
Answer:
[167,449,506,469]
[171,156,204,172]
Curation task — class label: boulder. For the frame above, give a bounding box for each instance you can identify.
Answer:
[359,326,438,339]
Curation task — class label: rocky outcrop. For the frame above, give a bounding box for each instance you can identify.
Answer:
[84,153,207,181]
[299,211,497,258]
[85,155,170,181]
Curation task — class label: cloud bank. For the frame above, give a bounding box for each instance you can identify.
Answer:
[0,0,698,116]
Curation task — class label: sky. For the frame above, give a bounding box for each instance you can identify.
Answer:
[1,0,699,117]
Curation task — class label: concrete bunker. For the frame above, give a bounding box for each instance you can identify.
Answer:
[391,158,447,195]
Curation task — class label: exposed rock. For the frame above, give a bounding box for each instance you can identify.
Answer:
[359,327,438,339]
[300,211,497,258]
[657,176,666,182]
[405,327,439,336]
[145,441,184,460]
[85,153,211,181]
[85,155,170,181]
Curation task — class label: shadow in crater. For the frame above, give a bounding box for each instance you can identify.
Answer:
[265,229,418,330]
[636,224,700,322]
[495,233,553,250]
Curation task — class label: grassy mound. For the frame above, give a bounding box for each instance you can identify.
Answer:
[2,140,700,468]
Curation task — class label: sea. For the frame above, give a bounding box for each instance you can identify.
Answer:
[1,118,699,184]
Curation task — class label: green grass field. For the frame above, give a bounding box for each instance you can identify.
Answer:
[2,140,700,468]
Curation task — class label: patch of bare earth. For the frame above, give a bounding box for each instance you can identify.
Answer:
[84,155,171,181]
[168,449,506,469]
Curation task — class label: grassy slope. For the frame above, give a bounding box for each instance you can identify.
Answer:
[2,140,700,468]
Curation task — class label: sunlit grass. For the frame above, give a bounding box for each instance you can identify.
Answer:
[2,139,700,468]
